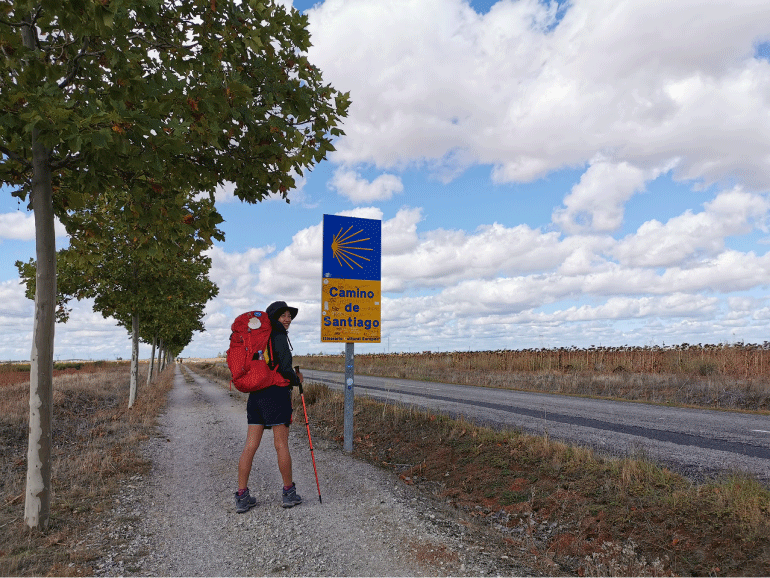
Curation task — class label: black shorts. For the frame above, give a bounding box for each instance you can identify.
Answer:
[246,385,292,427]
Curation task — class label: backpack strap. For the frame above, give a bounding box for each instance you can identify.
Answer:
[266,333,277,371]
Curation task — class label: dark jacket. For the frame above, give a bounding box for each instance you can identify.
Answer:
[269,318,300,388]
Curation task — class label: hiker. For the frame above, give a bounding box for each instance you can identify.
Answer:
[235,300,304,512]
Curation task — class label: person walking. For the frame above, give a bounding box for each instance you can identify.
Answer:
[235,301,304,512]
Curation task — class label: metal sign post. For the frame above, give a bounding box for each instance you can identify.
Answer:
[321,215,382,453]
[344,342,355,453]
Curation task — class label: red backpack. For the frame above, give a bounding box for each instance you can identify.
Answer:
[226,311,286,393]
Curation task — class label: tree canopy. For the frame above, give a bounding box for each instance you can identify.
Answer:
[1,0,349,208]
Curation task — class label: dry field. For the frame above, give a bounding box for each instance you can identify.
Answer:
[0,362,114,388]
[295,343,770,411]
[0,362,173,576]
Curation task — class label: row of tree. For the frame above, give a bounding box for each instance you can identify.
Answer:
[1,0,349,531]
[15,187,221,406]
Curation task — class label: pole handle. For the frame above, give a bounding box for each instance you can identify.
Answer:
[294,365,302,394]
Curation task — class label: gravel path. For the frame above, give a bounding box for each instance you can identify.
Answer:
[90,365,534,576]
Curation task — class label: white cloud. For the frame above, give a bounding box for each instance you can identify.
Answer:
[613,187,770,267]
[306,0,770,188]
[0,279,34,347]
[257,225,323,300]
[383,221,566,292]
[8,190,770,359]
[0,211,68,240]
[336,206,384,220]
[0,280,159,362]
[382,206,422,254]
[200,192,770,353]
[658,250,770,294]
[556,236,616,277]
[551,294,721,323]
[207,245,276,311]
[214,182,237,203]
[330,168,403,202]
[552,161,650,233]
[257,207,386,300]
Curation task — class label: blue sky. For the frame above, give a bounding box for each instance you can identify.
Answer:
[2,0,770,361]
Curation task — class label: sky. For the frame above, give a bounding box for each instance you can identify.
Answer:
[2,0,770,361]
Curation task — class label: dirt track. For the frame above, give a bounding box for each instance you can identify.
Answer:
[90,364,533,576]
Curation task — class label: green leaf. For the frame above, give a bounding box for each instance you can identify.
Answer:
[66,192,85,210]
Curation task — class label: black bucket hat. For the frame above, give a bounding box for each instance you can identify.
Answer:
[266,300,298,321]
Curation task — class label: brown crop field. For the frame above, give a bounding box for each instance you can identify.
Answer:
[0,362,114,388]
[295,342,770,411]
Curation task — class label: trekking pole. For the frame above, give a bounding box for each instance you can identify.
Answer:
[296,366,322,503]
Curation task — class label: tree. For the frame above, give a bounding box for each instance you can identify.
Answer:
[1,0,349,529]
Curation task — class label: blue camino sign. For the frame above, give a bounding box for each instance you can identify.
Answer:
[322,214,381,281]
[321,215,382,343]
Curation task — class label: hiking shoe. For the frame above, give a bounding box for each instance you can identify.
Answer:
[282,483,302,508]
[235,488,257,513]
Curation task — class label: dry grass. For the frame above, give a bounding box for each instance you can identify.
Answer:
[189,359,770,576]
[305,384,770,576]
[0,362,174,577]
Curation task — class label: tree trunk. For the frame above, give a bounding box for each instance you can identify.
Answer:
[24,38,56,527]
[157,339,164,373]
[147,334,157,386]
[129,314,139,408]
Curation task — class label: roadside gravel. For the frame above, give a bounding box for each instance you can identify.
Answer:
[88,365,536,576]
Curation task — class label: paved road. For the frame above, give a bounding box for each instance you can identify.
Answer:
[303,369,770,485]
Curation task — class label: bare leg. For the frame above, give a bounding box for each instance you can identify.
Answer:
[238,424,265,489]
[272,424,293,487]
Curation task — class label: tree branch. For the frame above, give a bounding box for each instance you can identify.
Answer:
[49,151,77,170]
[0,144,32,169]
[58,38,99,90]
